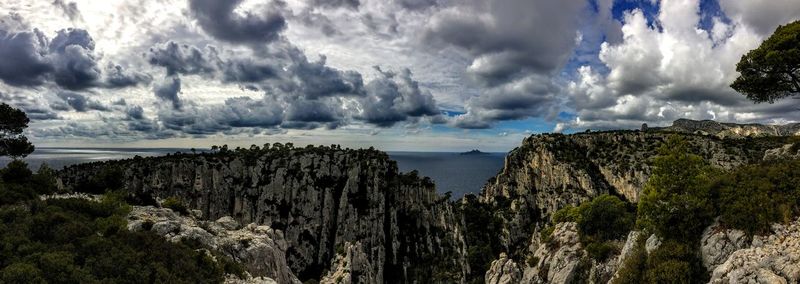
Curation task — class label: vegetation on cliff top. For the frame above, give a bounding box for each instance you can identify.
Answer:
[0,104,244,283]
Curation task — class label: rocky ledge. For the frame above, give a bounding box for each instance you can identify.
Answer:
[127,206,299,284]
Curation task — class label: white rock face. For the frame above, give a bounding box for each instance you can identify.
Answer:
[320,242,377,284]
[128,206,301,284]
[763,143,800,160]
[701,219,749,271]
[485,252,522,284]
[710,218,800,283]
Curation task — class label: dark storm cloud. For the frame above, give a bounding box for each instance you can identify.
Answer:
[452,75,559,129]
[188,0,287,44]
[284,97,344,129]
[146,41,364,99]
[294,9,339,36]
[103,64,152,88]
[56,91,110,112]
[286,55,364,99]
[50,29,101,90]
[153,76,182,110]
[0,24,147,91]
[358,68,440,127]
[146,41,218,76]
[52,0,83,22]
[126,105,145,120]
[396,0,438,11]
[423,0,585,86]
[220,57,280,82]
[311,0,360,10]
[0,29,52,86]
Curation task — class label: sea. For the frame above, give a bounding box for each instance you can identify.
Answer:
[0,148,506,198]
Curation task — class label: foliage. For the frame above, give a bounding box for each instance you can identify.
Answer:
[637,136,716,242]
[460,194,505,283]
[552,205,579,223]
[0,159,244,283]
[731,20,800,103]
[0,161,58,205]
[162,196,189,215]
[0,103,34,159]
[575,194,635,242]
[713,159,800,235]
[74,167,125,194]
[551,194,634,261]
[643,240,707,284]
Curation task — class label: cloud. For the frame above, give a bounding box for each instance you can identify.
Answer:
[719,0,800,35]
[0,24,147,90]
[52,0,83,22]
[311,0,360,10]
[153,76,182,110]
[0,29,52,86]
[423,0,586,86]
[395,0,438,11]
[55,91,110,112]
[358,68,440,127]
[147,41,219,76]
[452,74,559,129]
[188,0,287,44]
[560,0,800,132]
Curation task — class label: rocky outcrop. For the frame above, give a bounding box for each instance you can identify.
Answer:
[485,253,522,284]
[482,222,638,284]
[59,147,468,283]
[663,119,800,138]
[127,205,300,284]
[764,143,800,160]
[525,222,587,284]
[319,241,377,284]
[710,218,800,283]
[701,219,749,271]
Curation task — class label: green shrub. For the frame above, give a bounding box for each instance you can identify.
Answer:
[162,196,189,215]
[585,241,618,261]
[637,136,715,242]
[714,159,800,235]
[552,205,579,223]
[0,196,237,283]
[539,225,555,244]
[576,194,634,242]
[643,240,706,283]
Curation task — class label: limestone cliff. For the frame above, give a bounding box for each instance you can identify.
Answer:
[662,118,800,138]
[478,132,785,257]
[58,146,468,283]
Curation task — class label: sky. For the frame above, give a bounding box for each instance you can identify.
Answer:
[0,0,799,152]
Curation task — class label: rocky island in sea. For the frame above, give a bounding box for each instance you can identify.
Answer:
[460,149,490,155]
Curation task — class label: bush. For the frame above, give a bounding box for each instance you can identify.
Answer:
[576,194,634,242]
[643,240,707,283]
[552,205,579,223]
[714,159,800,235]
[162,196,189,215]
[585,241,618,261]
[0,196,237,283]
[637,136,715,242]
